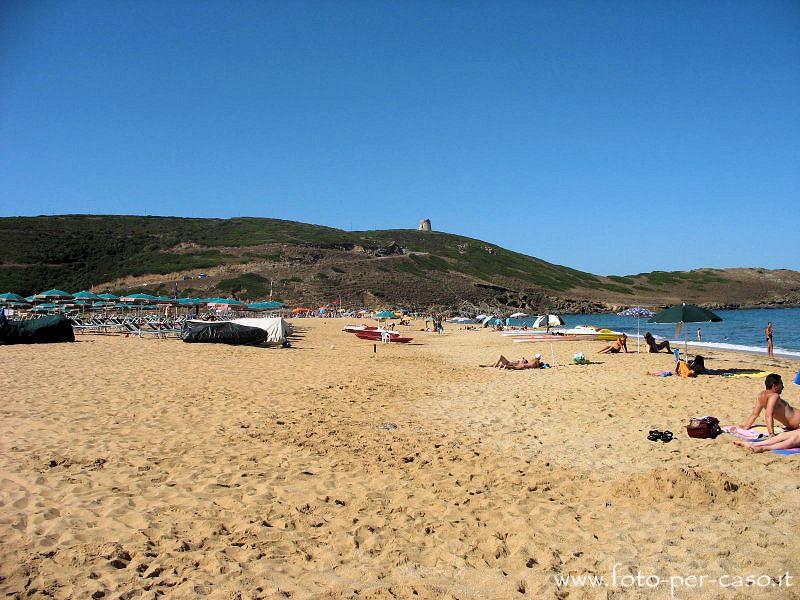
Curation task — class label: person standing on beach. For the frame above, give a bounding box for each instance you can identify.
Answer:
[766,322,774,357]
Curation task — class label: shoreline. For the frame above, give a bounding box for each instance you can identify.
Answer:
[662,338,800,362]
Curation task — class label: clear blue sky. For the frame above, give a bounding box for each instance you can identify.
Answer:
[1,1,798,275]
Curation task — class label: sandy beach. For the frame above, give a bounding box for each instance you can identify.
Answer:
[1,318,799,599]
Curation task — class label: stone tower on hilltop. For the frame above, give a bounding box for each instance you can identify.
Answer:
[418,218,432,232]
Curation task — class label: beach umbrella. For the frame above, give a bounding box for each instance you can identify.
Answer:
[35,289,73,301]
[205,297,246,306]
[617,306,655,353]
[73,290,101,300]
[31,302,58,312]
[73,291,101,312]
[375,310,396,319]
[0,292,29,306]
[98,293,119,300]
[510,312,528,318]
[178,297,202,306]
[533,314,565,329]
[248,300,284,310]
[119,292,159,303]
[649,303,722,356]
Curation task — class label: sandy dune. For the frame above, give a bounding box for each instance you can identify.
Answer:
[1,319,799,599]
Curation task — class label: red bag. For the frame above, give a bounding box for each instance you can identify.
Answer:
[686,416,722,439]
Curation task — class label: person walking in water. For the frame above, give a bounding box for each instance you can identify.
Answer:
[766,322,774,357]
[696,327,702,341]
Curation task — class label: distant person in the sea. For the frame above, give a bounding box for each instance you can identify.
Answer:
[644,332,671,353]
[598,333,628,354]
[735,373,800,436]
[766,322,774,357]
[480,354,542,370]
[697,327,702,341]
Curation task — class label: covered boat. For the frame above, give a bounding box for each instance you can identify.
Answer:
[0,314,75,345]
[181,317,290,346]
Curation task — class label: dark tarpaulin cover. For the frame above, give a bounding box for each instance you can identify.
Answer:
[0,315,76,344]
[181,321,268,345]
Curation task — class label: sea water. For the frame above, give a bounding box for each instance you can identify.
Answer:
[562,307,800,355]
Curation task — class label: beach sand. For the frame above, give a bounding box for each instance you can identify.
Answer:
[1,319,799,599]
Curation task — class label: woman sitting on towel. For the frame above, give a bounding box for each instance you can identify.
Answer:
[644,332,671,353]
[598,334,629,354]
[481,354,543,370]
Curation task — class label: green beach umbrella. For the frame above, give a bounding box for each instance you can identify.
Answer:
[119,292,159,303]
[248,300,284,310]
[178,297,202,306]
[0,292,28,304]
[31,302,58,312]
[73,290,101,300]
[649,303,722,356]
[205,297,246,306]
[35,289,73,300]
[98,293,119,300]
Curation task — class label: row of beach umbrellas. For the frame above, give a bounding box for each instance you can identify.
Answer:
[0,290,285,311]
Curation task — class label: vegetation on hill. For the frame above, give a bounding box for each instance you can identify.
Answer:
[1,215,798,310]
[0,216,605,295]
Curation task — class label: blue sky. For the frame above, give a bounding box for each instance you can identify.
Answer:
[1,1,798,275]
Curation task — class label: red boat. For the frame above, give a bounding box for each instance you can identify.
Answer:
[354,331,413,343]
[342,324,378,333]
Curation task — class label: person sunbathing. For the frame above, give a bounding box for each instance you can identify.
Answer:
[736,373,800,436]
[481,354,542,370]
[598,333,628,354]
[644,332,671,353]
[733,429,800,453]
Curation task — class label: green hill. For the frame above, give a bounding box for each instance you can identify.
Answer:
[1,215,798,310]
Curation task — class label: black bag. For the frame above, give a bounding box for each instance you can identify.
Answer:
[686,416,722,439]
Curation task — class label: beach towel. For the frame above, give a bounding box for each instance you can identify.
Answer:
[722,426,768,441]
[723,424,785,440]
[723,425,798,455]
[722,371,769,379]
[647,370,673,377]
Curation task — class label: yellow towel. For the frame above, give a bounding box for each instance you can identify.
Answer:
[727,371,769,379]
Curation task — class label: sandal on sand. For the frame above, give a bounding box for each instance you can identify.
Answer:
[648,430,674,443]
